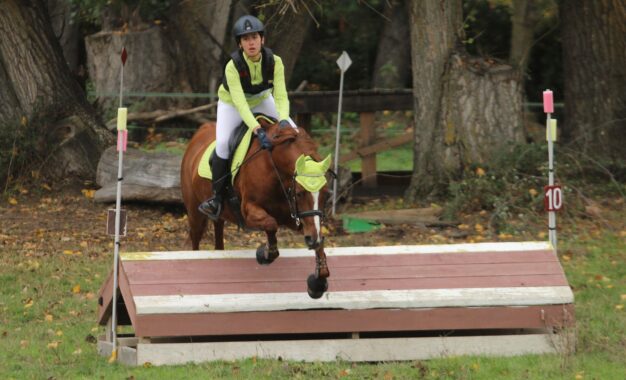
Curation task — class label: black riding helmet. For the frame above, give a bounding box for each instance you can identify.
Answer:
[233,15,264,42]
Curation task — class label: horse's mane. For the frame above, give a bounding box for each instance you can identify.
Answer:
[265,121,321,160]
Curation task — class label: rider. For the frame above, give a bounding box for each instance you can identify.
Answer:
[198,15,298,220]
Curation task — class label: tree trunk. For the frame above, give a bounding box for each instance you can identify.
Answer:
[405,0,524,201]
[167,0,232,95]
[509,0,541,72]
[86,2,233,112]
[0,0,112,179]
[259,2,312,85]
[47,0,80,73]
[372,0,411,88]
[86,28,191,111]
[560,0,626,160]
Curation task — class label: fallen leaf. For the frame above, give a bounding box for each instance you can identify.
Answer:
[72,348,82,355]
[56,330,63,336]
[41,184,52,191]
[47,341,60,349]
[23,298,33,308]
[20,340,28,348]
[620,294,626,301]
[616,304,624,310]
[72,284,81,294]
[45,314,53,322]
[475,167,486,177]
[81,189,95,199]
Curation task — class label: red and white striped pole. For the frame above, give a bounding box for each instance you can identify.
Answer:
[542,90,560,251]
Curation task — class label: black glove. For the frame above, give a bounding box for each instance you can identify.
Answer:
[278,119,291,129]
[256,128,273,150]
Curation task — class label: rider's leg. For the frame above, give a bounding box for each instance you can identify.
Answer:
[198,101,242,219]
[253,95,298,129]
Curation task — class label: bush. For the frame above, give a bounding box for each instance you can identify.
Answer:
[444,141,626,232]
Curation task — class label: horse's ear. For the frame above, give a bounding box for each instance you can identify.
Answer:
[295,154,306,173]
[320,154,331,172]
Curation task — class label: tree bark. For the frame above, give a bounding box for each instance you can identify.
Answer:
[0,0,112,179]
[405,0,524,200]
[86,2,233,112]
[372,0,411,88]
[86,28,191,111]
[560,0,626,160]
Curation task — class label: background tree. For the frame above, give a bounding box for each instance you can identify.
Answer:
[0,0,112,182]
[560,0,626,160]
[257,0,313,85]
[371,0,411,88]
[405,0,525,200]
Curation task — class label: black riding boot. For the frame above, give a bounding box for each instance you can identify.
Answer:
[198,156,230,220]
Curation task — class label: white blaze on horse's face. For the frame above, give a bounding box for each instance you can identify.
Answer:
[294,154,331,250]
[312,191,321,239]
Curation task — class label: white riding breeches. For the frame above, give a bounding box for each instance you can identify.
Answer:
[215,95,297,159]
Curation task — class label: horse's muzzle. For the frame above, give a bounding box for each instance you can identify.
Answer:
[305,235,324,250]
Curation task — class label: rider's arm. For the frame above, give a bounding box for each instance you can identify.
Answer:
[224,60,260,130]
[272,56,290,121]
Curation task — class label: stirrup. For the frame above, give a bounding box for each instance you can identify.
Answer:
[198,198,222,220]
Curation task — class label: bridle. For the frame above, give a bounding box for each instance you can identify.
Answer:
[268,154,325,227]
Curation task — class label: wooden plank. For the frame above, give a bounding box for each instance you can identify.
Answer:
[359,112,377,187]
[123,261,565,287]
[123,250,558,271]
[119,241,554,261]
[128,274,569,296]
[133,286,573,314]
[132,333,568,365]
[133,305,574,337]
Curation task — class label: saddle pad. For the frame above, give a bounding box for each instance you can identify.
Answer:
[198,128,254,184]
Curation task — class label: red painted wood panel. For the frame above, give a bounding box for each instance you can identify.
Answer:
[128,274,569,296]
[134,304,575,337]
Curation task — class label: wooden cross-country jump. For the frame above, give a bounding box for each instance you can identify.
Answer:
[97,241,575,366]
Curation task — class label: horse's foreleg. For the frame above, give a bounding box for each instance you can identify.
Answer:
[187,208,208,251]
[243,203,280,264]
[315,247,330,279]
[213,219,225,250]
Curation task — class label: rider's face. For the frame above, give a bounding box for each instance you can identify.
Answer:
[239,33,263,60]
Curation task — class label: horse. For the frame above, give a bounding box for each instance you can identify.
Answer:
[180,117,332,298]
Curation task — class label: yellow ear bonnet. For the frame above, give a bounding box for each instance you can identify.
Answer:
[294,154,331,192]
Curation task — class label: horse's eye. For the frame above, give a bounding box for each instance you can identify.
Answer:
[296,192,306,198]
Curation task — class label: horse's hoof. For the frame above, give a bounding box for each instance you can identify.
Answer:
[256,245,278,265]
[307,274,328,299]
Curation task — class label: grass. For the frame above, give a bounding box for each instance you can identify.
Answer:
[1,207,624,379]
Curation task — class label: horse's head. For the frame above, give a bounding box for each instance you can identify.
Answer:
[293,154,331,249]
[265,121,331,250]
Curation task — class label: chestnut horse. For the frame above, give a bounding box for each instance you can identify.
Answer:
[180,117,331,298]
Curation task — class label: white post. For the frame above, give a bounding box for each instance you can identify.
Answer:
[543,89,557,251]
[332,51,352,215]
[110,47,128,362]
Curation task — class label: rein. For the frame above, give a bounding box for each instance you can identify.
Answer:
[265,137,325,227]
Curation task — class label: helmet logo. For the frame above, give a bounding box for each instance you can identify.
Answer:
[244,20,252,31]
